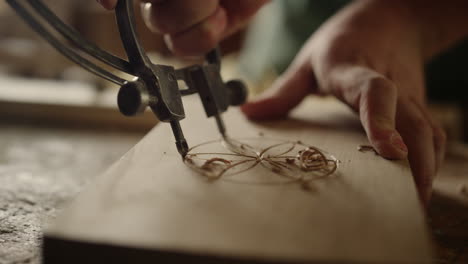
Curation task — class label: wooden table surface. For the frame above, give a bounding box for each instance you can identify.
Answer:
[42,96,455,263]
[0,101,466,263]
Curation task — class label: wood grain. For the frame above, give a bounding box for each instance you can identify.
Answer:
[44,96,432,263]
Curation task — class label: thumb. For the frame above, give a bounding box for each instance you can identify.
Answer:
[241,60,315,120]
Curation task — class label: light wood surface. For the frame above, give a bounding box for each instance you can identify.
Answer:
[45,96,432,263]
[0,75,157,131]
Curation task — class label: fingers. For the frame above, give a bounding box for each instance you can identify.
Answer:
[97,0,117,9]
[327,66,408,159]
[98,0,269,55]
[141,0,219,34]
[360,78,409,159]
[141,1,226,56]
[240,52,445,207]
[358,76,409,159]
[241,59,316,120]
[325,65,445,206]
[164,7,228,56]
[141,0,269,56]
[396,98,437,205]
[411,101,447,173]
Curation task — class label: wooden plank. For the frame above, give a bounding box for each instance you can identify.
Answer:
[0,100,156,132]
[0,75,157,131]
[44,96,432,263]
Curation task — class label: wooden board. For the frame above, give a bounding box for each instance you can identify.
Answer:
[0,75,157,131]
[43,96,432,263]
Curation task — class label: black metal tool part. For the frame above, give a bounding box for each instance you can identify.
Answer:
[6,0,248,158]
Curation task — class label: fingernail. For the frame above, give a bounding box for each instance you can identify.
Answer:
[391,132,408,153]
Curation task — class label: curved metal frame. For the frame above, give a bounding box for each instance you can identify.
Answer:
[6,0,244,157]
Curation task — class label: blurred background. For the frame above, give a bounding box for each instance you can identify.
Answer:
[0,0,467,138]
[0,1,467,263]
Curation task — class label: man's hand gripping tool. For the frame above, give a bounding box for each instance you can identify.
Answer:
[7,0,248,157]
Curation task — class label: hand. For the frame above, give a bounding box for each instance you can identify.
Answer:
[97,0,270,56]
[241,0,447,206]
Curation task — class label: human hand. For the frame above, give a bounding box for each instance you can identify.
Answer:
[241,0,447,206]
[97,0,269,56]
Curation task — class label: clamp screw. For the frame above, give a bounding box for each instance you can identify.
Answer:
[226,80,248,106]
[118,80,152,116]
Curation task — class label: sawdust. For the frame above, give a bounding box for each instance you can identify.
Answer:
[358,145,379,155]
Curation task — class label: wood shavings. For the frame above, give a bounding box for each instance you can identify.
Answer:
[298,147,328,171]
[183,137,338,189]
[358,145,378,155]
[201,158,231,170]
